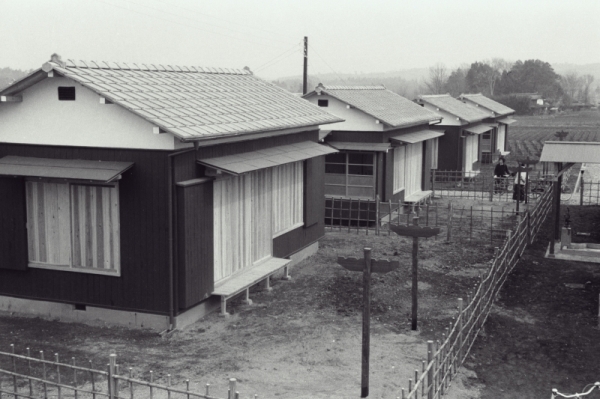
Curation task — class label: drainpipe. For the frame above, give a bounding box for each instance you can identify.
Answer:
[167,147,197,331]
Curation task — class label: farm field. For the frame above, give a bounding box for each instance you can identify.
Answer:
[506,111,600,162]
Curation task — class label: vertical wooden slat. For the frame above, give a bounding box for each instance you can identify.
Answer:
[85,186,94,268]
[26,181,37,262]
[37,181,47,262]
[71,185,81,267]
[111,185,120,271]
[58,184,71,265]
[95,187,105,269]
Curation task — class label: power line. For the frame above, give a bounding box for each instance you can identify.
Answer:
[308,42,348,84]
[151,0,299,42]
[92,0,295,52]
[255,43,302,73]
[117,0,296,46]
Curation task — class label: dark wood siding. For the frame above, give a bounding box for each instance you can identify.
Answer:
[437,127,461,171]
[304,156,322,227]
[0,177,28,270]
[176,180,213,310]
[384,151,394,201]
[275,154,325,259]
[0,144,172,314]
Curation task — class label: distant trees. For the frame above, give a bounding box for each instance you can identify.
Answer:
[444,67,467,97]
[424,63,448,95]
[558,72,595,105]
[0,67,32,91]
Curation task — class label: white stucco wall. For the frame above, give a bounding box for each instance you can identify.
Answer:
[419,103,462,126]
[305,94,383,131]
[0,77,188,150]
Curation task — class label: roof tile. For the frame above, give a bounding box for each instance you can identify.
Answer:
[418,94,489,123]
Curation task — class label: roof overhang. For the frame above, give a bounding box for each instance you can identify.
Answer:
[197,141,337,175]
[390,130,444,145]
[463,124,492,135]
[327,142,392,152]
[540,141,600,164]
[0,156,134,182]
[497,117,517,125]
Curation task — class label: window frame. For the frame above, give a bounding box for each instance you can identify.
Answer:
[324,151,376,199]
[25,178,121,277]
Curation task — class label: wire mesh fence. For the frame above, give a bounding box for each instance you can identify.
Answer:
[0,347,250,399]
[432,169,554,203]
[325,195,537,247]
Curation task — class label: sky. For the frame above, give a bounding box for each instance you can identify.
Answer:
[2,0,600,80]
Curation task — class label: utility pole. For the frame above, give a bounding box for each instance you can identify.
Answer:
[303,36,308,95]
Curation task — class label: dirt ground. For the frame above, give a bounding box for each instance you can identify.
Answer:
[1,204,598,398]
[464,205,600,399]
[1,220,492,399]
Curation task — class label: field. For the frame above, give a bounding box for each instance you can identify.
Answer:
[506,110,600,162]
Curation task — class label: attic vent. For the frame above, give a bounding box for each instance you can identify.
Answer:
[318,99,329,107]
[58,87,76,101]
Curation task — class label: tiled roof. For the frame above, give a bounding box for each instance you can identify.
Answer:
[459,93,515,116]
[27,55,343,141]
[417,94,489,123]
[308,84,441,128]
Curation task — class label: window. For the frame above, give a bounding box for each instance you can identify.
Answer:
[318,99,329,107]
[430,138,439,169]
[58,87,76,101]
[463,134,479,172]
[325,152,375,198]
[213,162,303,282]
[26,180,120,275]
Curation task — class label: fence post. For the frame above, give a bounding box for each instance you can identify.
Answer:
[489,175,494,202]
[432,169,436,199]
[427,341,434,399]
[526,211,531,245]
[580,174,584,206]
[108,354,117,399]
[375,195,380,236]
[229,379,237,399]
[446,201,453,242]
[457,298,464,366]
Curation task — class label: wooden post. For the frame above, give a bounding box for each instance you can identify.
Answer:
[457,298,464,365]
[427,341,434,399]
[228,379,237,399]
[580,172,584,206]
[375,195,380,236]
[412,217,419,331]
[447,201,453,242]
[526,211,531,245]
[388,199,392,235]
[555,174,562,239]
[109,354,117,399]
[432,169,436,199]
[361,248,372,398]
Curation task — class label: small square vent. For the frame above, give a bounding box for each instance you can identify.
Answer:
[58,87,76,101]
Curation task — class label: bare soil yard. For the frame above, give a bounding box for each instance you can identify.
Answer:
[1,219,492,399]
[1,203,598,398]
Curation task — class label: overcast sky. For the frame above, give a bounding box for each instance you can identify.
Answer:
[3,0,599,80]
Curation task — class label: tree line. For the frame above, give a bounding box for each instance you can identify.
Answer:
[424,59,598,113]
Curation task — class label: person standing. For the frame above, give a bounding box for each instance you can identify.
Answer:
[494,157,510,193]
[513,164,527,201]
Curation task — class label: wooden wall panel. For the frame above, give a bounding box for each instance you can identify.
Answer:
[176,182,214,310]
[0,144,172,314]
[0,177,28,270]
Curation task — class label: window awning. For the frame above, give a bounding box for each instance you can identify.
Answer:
[463,124,492,135]
[497,117,517,125]
[390,130,444,144]
[197,141,338,175]
[0,156,134,182]
[327,141,391,152]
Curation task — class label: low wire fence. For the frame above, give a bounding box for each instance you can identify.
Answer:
[397,183,553,398]
[432,169,555,202]
[325,196,534,246]
[0,346,250,399]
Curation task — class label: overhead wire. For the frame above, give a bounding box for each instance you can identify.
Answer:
[92,0,296,51]
[115,0,296,46]
[255,43,302,73]
[308,42,349,84]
